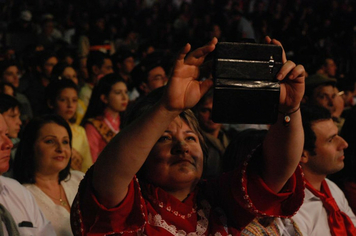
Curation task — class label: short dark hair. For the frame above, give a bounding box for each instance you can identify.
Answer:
[13,114,72,184]
[45,78,79,123]
[301,104,332,155]
[193,88,214,113]
[0,94,21,113]
[51,62,72,79]
[36,50,57,68]
[0,60,19,77]
[86,51,110,78]
[131,52,164,95]
[0,82,16,96]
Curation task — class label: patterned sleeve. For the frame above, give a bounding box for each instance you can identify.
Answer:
[202,146,305,231]
[70,167,147,236]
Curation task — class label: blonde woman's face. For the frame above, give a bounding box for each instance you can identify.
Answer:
[143,117,204,191]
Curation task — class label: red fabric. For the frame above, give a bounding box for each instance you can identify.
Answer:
[84,123,107,163]
[344,182,356,215]
[70,161,304,236]
[305,180,356,236]
[103,110,120,132]
[85,112,120,162]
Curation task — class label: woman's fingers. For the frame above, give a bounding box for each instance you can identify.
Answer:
[288,64,305,81]
[185,37,217,65]
[265,36,287,63]
[277,60,296,81]
[177,43,191,61]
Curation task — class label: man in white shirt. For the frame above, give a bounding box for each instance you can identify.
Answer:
[0,114,55,235]
[293,105,356,235]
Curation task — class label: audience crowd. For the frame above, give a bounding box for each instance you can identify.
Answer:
[0,0,356,235]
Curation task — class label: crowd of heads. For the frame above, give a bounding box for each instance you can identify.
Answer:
[0,0,356,234]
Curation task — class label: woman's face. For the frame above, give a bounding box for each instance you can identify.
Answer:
[34,123,71,175]
[104,82,129,113]
[144,117,204,191]
[62,67,78,85]
[54,88,78,121]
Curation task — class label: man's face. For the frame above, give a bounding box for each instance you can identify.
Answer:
[3,65,20,88]
[146,66,167,92]
[43,56,58,78]
[121,57,135,74]
[99,58,114,76]
[2,107,21,139]
[324,59,337,77]
[303,119,348,176]
[0,114,13,174]
[312,85,336,113]
[196,97,221,133]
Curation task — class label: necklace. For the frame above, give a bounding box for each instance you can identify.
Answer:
[41,184,67,207]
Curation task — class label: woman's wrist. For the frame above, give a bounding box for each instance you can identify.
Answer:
[278,105,301,127]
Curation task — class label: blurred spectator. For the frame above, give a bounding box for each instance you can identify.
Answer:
[193,89,231,179]
[0,94,22,178]
[52,63,86,124]
[79,51,113,107]
[303,74,337,115]
[24,50,58,116]
[6,10,38,54]
[0,82,15,96]
[131,53,168,99]
[315,56,338,79]
[111,49,135,83]
[45,79,93,173]
[0,60,33,123]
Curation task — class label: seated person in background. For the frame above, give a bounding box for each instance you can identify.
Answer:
[45,79,93,173]
[111,49,139,102]
[71,37,306,235]
[192,88,231,178]
[303,73,344,132]
[0,82,15,96]
[293,105,356,235]
[13,115,84,236]
[131,53,168,100]
[51,62,87,125]
[79,51,114,107]
[0,60,33,123]
[24,50,58,116]
[0,94,22,177]
[303,74,337,114]
[0,114,55,235]
[315,57,338,80]
[81,73,129,162]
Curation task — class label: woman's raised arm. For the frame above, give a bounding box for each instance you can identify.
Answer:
[92,38,218,208]
[262,37,305,193]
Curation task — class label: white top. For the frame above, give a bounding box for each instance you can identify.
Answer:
[293,178,356,236]
[24,171,84,236]
[0,176,55,236]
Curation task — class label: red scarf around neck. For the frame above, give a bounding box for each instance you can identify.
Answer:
[305,180,356,236]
